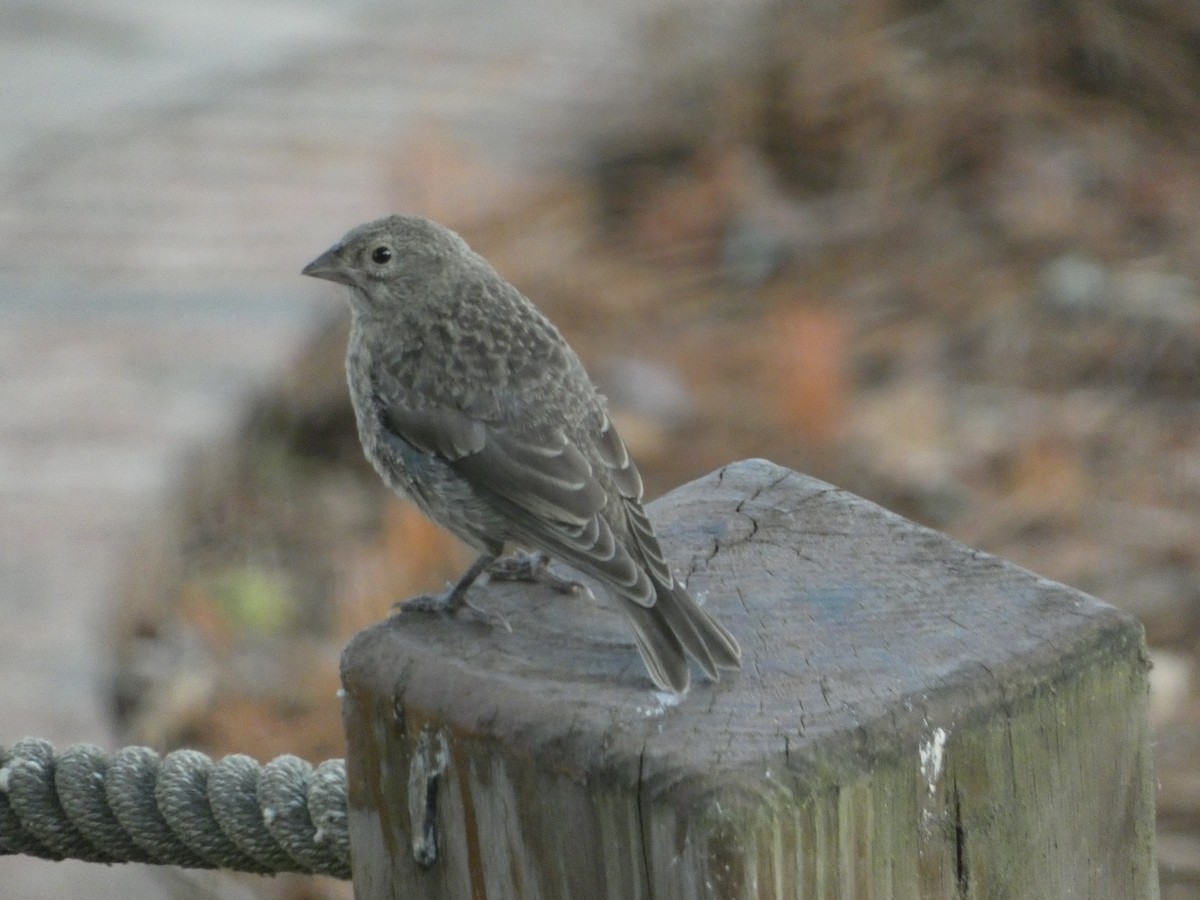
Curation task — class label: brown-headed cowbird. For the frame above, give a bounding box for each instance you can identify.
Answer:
[302,215,740,694]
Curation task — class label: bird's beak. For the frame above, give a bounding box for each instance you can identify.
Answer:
[301,246,354,286]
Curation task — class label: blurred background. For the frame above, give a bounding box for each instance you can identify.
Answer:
[3,0,1200,897]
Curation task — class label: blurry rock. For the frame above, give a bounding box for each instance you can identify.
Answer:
[1039,254,1200,329]
[594,356,696,462]
[1150,650,1193,729]
[1113,268,1200,328]
[847,377,970,526]
[719,213,789,289]
[607,411,670,462]
[1038,252,1112,315]
[1157,829,1200,889]
[986,131,1097,245]
[595,356,695,427]
[115,628,218,747]
[1153,724,1200,821]
[1110,569,1200,650]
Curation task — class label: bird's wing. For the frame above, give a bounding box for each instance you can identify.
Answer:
[384,403,657,604]
[385,405,604,524]
[592,414,676,590]
[593,412,643,500]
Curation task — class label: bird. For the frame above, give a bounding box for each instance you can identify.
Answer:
[302,214,741,693]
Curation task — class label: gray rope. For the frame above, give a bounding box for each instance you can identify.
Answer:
[0,738,350,879]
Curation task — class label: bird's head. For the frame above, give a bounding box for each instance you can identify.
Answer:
[302,215,473,314]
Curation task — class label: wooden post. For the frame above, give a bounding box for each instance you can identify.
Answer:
[339,459,1156,899]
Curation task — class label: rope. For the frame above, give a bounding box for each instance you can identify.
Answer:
[0,738,350,879]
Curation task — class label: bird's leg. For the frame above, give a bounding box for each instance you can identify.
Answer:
[396,554,512,630]
[487,550,589,597]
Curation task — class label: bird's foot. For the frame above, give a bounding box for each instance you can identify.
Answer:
[394,584,511,632]
[488,551,590,598]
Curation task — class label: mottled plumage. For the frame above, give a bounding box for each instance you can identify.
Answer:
[302,215,740,693]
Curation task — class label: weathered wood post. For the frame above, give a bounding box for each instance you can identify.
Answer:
[339,458,1156,899]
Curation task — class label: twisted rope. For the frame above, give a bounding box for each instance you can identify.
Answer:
[0,738,350,879]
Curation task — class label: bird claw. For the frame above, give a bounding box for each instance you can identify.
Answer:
[462,599,512,632]
[394,586,512,632]
[488,551,589,598]
[394,590,455,615]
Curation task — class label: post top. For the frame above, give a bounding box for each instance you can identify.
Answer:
[341,458,1142,788]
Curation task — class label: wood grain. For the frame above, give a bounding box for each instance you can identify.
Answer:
[340,458,1155,899]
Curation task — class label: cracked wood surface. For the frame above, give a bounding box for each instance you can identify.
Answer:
[340,458,1156,899]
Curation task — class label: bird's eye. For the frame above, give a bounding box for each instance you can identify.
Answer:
[370,245,393,265]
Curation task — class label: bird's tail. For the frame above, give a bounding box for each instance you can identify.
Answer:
[620,580,742,694]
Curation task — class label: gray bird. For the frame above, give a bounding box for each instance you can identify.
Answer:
[302,215,741,693]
